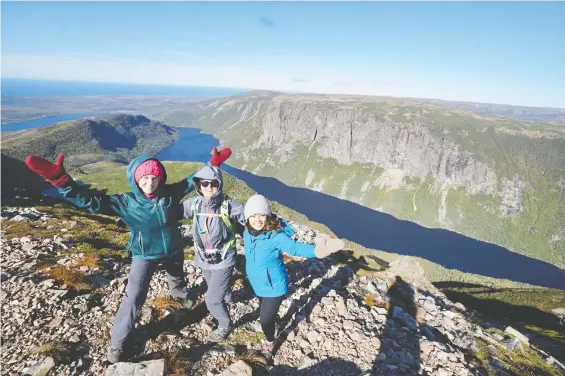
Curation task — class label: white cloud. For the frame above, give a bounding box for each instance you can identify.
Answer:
[2,53,562,108]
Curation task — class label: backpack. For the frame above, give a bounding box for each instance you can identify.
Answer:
[191,195,237,263]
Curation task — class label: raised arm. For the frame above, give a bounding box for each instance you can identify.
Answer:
[166,145,232,199]
[165,172,196,199]
[25,154,126,217]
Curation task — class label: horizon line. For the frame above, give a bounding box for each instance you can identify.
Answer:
[2,76,564,111]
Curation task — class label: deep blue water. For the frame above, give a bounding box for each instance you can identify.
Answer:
[9,116,565,289]
[1,113,102,132]
[156,128,220,163]
[151,128,565,290]
[1,77,246,97]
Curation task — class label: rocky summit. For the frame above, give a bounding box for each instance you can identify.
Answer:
[1,206,563,376]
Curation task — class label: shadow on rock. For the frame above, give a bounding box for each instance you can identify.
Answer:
[124,302,209,359]
[268,356,363,375]
[272,250,384,358]
[372,276,421,375]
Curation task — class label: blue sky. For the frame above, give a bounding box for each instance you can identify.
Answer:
[2,1,564,108]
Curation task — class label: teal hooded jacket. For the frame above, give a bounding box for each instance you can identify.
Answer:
[57,155,195,260]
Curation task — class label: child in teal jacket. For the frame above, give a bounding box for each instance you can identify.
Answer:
[25,150,230,363]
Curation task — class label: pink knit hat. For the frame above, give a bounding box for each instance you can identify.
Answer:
[134,159,165,183]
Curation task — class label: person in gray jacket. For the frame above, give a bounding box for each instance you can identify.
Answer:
[181,147,246,341]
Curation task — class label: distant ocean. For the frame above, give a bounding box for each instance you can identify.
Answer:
[1,77,247,97]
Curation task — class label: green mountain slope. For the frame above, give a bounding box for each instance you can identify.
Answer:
[155,92,565,267]
[2,114,179,171]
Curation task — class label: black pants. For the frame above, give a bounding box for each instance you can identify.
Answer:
[258,296,284,342]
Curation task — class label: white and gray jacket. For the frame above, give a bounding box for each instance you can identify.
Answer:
[181,164,245,270]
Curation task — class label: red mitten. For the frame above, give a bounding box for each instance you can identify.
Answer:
[25,154,71,187]
[209,146,232,167]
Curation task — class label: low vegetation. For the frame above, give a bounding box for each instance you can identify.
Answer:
[4,161,564,374]
[31,342,72,363]
[40,265,91,291]
[150,296,183,316]
[474,337,562,376]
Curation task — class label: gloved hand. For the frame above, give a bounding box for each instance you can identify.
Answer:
[24,154,71,187]
[314,237,345,258]
[209,146,232,167]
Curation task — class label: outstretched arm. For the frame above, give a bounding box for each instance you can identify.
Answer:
[165,145,231,199]
[25,154,126,217]
[275,232,345,259]
[275,232,317,259]
[58,181,128,217]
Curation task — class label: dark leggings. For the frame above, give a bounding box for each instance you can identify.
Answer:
[258,296,284,342]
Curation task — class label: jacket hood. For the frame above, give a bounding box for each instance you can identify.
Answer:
[126,155,168,200]
[192,163,224,208]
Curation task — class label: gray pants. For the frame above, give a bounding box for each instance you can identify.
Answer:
[202,266,234,329]
[111,252,190,349]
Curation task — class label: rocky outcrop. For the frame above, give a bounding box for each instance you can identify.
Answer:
[105,359,165,376]
[206,96,499,195]
[1,206,563,375]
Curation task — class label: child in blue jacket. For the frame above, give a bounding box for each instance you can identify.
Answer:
[25,149,229,363]
[242,194,345,358]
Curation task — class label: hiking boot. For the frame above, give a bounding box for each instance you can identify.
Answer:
[262,340,274,360]
[107,346,123,364]
[209,326,232,342]
[180,298,195,310]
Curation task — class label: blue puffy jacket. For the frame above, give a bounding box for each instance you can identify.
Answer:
[243,222,316,297]
[58,155,194,260]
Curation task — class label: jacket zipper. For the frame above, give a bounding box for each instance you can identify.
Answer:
[204,199,212,249]
[266,268,274,289]
[252,235,256,263]
[251,235,273,289]
[159,201,167,224]
[139,231,145,256]
[155,200,168,255]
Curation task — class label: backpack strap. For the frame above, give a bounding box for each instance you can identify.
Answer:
[220,196,236,252]
[192,196,237,262]
[191,198,206,251]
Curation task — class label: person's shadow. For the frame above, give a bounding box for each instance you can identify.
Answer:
[268,356,363,375]
[373,276,421,375]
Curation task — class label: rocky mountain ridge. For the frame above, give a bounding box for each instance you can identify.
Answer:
[2,205,563,376]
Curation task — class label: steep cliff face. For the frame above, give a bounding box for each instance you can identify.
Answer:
[158,92,565,266]
[250,99,498,196]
